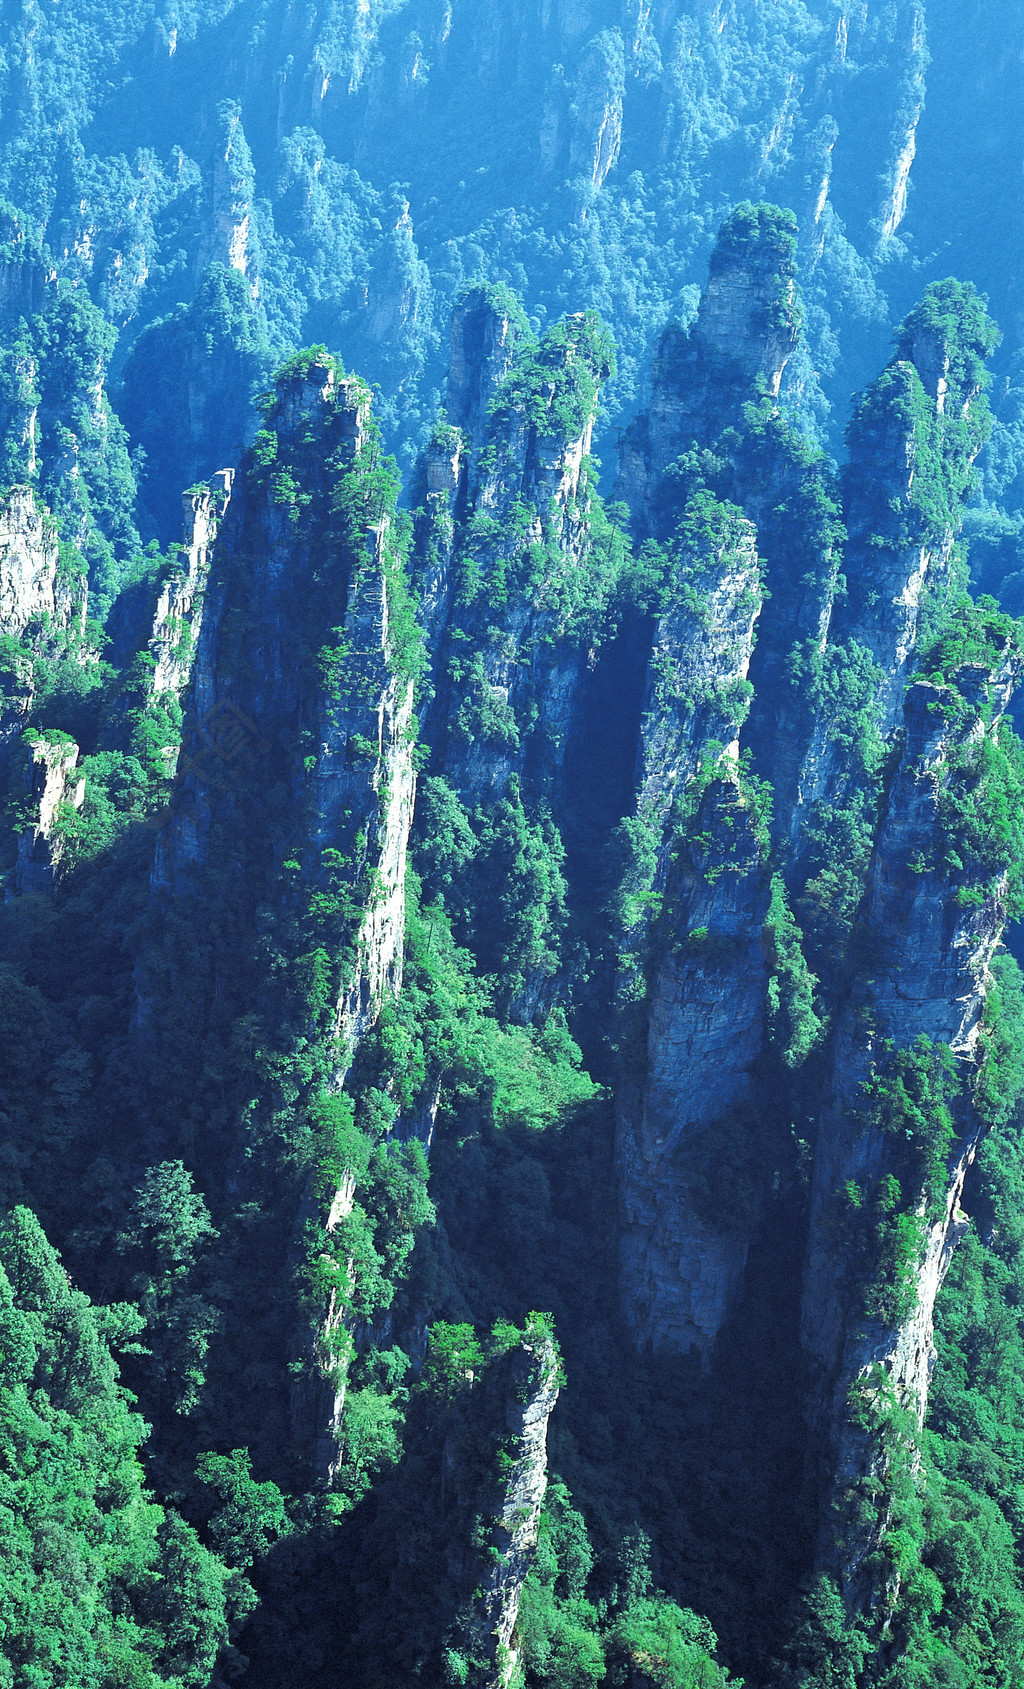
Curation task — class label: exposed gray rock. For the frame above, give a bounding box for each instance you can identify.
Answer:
[426,310,608,814]
[615,504,770,1357]
[448,1329,561,1688]
[149,470,232,702]
[0,487,68,638]
[10,729,85,893]
[617,208,800,537]
[802,652,1023,1607]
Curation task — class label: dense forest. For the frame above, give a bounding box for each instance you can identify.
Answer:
[2,2,1024,1686]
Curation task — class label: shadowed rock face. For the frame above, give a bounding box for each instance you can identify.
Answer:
[801,654,1022,1608]
[417,295,612,816]
[154,363,413,1056]
[136,358,419,1478]
[618,776,773,1357]
[11,730,86,892]
[148,472,232,705]
[447,287,526,460]
[615,501,770,1360]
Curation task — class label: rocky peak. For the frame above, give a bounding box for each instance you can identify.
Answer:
[416,422,465,666]
[617,202,801,537]
[154,357,410,1010]
[447,283,531,461]
[11,729,85,893]
[568,28,624,192]
[201,101,259,298]
[695,201,801,397]
[142,356,421,1472]
[271,355,356,443]
[445,1324,561,1688]
[478,309,612,531]
[149,470,233,700]
[835,281,997,738]
[417,304,613,817]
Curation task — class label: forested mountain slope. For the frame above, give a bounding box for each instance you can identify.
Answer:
[3,5,1024,1689]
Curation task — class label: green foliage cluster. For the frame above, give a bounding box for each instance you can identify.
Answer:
[933,700,1024,922]
[491,311,616,446]
[415,743,577,1012]
[764,876,822,1071]
[113,1160,220,1420]
[916,595,1021,696]
[436,306,626,693]
[519,1497,735,1689]
[832,1039,961,1334]
[0,1205,238,1688]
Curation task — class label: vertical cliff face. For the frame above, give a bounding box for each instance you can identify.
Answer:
[411,290,619,1017]
[156,356,415,1059]
[789,282,999,976]
[612,209,826,1360]
[420,294,614,813]
[616,203,801,540]
[0,486,83,641]
[618,773,774,1356]
[634,507,762,823]
[198,103,260,297]
[141,352,422,1476]
[615,204,838,837]
[831,283,997,741]
[568,27,624,193]
[614,492,773,1357]
[148,471,232,703]
[605,222,1022,1662]
[446,285,529,471]
[801,634,1023,1608]
[416,422,464,668]
[444,1325,561,1689]
[413,285,532,669]
[324,521,418,1062]
[0,483,89,803]
[10,728,86,891]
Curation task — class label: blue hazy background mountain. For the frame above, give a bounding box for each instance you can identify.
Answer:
[1,0,1022,586]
